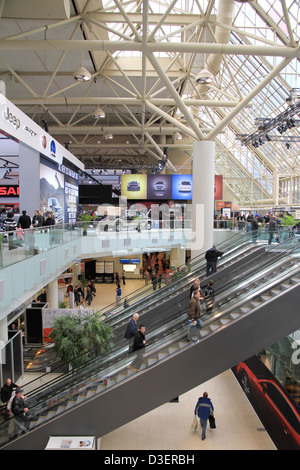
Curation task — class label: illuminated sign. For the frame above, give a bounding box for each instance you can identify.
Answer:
[0,185,19,197]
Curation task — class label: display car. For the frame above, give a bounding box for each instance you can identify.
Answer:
[126,181,140,191]
[153,181,166,192]
[178,180,191,192]
[235,361,300,450]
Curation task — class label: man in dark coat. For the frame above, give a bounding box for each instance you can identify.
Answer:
[205,245,224,276]
[17,210,31,229]
[129,325,146,371]
[1,378,18,405]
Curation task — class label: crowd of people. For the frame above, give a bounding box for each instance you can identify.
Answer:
[1,209,56,233]
[1,209,56,250]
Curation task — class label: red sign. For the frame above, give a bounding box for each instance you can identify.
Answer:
[0,185,19,197]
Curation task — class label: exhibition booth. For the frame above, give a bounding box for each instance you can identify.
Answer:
[0,92,83,224]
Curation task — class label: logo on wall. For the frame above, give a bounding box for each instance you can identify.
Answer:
[50,139,56,157]
[41,135,47,149]
[3,107,20,130]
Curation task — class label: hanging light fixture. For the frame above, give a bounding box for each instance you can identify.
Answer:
[195,68,213,85]
[93,75,105,117]
[172,131,182,140]
[74,64,91,82]
[93,107,105,118]
[103,132,113,140]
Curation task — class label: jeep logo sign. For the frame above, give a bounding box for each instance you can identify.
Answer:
[3,107,20,130]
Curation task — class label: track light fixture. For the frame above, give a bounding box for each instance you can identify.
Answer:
[195,68,213,85]
[172,131,182,140]
[74,65,91,82]
[103,132,113,140]
[93,107,105,118]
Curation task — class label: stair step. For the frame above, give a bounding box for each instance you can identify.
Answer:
[240,307,251,313]
[148,358,157,366]
[270,289,282,296]
[261,295,272,301]
[199,329,209,337]
[220,318,231,325]
[230,313,241,319]
[250,301,262,307]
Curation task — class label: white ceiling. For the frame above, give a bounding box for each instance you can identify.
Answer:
[0,0,299,204]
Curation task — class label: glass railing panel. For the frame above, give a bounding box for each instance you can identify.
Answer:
[0,224,81,269]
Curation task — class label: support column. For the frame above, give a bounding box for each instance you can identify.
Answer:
[0,316,8,344]
[47,279,59,308]
[191,141,215,260]
[170,247,186,269]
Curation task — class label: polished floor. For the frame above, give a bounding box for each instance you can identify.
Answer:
[69,278,276,450]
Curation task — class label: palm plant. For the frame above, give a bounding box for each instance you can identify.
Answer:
[48,311,114,368]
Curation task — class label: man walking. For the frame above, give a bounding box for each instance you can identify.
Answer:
[194,392,214,440]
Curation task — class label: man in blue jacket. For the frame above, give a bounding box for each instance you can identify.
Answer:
[194,392,214,440]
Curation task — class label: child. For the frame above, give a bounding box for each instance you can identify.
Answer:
[16,223,24,241]
[204,280,215,313]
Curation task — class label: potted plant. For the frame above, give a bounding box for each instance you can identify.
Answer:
[79,213,94,235]
[48,310,114,368]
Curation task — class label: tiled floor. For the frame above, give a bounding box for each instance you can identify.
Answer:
[80,279,276,450]
[99,369,276,451]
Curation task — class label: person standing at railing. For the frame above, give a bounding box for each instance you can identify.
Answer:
[17,210,31,229]
[43,213,55,226]
[268,215,280,245]
[237,212,245,231]
[32,210,44,227]
[3,212,17,250]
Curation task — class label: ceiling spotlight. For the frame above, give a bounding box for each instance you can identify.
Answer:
[195,68,214,85]
[74,65,91,82]
[103,132,113,140]
[93,107,105,118]
[172,132,182,140]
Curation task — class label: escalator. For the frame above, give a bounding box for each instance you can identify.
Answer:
[22,230,261,373]
[1,235,300,449]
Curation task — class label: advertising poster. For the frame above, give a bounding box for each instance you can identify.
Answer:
[214,175,223,200]
[172,174,193,200]
[64,173,79,224]
[233,356,300,450]
[42,308,94,342]
[40,159,64,224]
[147,174,172,199]
[121,174,147,199]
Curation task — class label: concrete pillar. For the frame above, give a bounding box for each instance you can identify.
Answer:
[47,279,59,308]
[170,247,186,268]
[0,316,8,344]
[191,141,215,260]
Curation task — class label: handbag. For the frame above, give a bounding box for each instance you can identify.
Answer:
[209,413,216,429]
[191,415,198,431]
